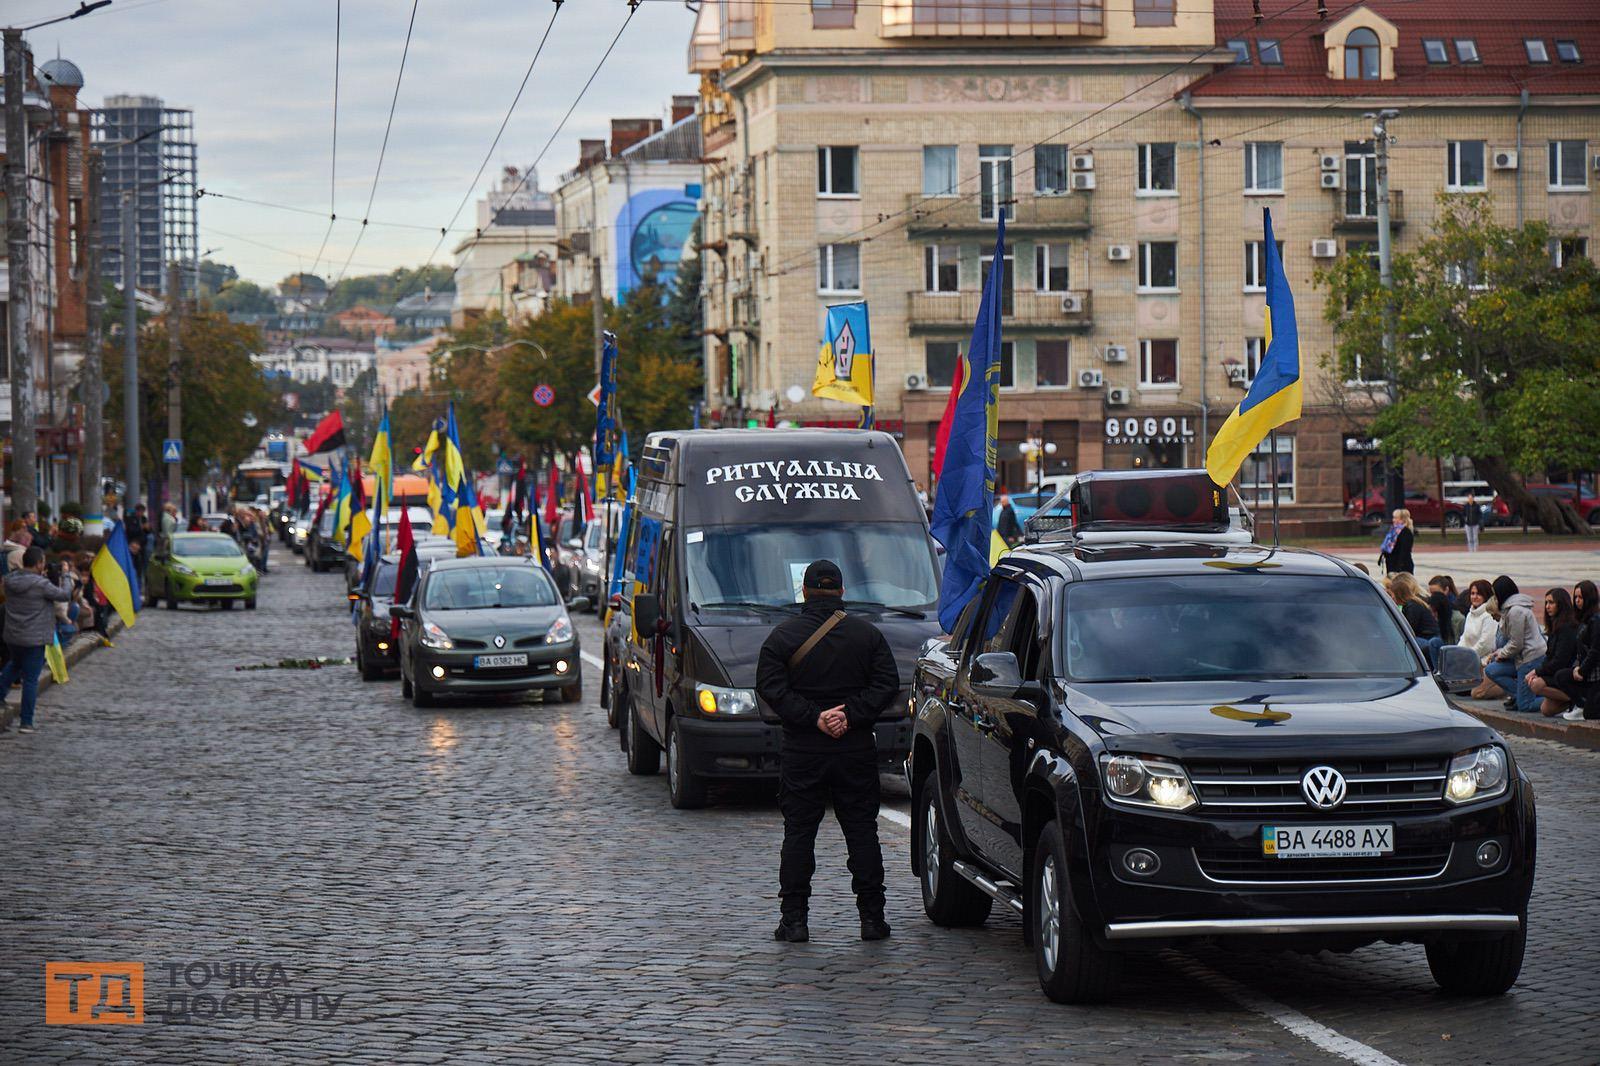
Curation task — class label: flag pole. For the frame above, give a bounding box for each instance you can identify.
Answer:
[1269,426,1281,547]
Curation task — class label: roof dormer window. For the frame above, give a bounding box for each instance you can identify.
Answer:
[1555,40,1581,63]
[1259,39,1282,65]
[1454,39,1480,64]
[1423,38,1447,63]
[1525,39,1550,63]
[1345,27,1380,79]
[1226,39,1251,64]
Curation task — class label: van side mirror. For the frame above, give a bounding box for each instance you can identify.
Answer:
[1435,644,1480,692]
[634,593,661,635]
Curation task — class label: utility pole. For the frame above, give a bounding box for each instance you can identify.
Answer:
[121,189,140,514]
[1372,108,1403,521]
[4,29,37,522]
[165,261,183,514]
[82,149,105,529]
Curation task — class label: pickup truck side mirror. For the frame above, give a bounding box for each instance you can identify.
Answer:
[634,592,661,635]
[971,651,1047,705]
[1434,644,1480,693]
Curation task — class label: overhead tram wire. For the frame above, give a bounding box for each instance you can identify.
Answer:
[309,0,343,279]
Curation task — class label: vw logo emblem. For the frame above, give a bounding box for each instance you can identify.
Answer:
[493,634,506,649]
[1301,765,1347,809]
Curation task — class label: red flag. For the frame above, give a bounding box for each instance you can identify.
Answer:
[303,410,346,454]
[932,356,966,478]
[390,506,417,641]
[766,407,776,429]
[286,459,303,509]
[544,465,559,527]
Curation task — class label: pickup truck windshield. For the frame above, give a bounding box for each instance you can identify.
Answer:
[1061,574,1419,682]
[424,567,556,610]
[686,521,938,609]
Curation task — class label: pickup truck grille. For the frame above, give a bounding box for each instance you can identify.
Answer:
[1194,843,1452,884]
[1186,756,1449,814]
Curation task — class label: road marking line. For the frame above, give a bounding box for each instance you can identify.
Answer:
[876,808,1407,1066]
[580,652,604,670]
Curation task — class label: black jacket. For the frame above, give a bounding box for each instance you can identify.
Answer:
[1401,599,1439,640]
[996,504,1023,545]
[1537,621,1581,681]
[1380,526,1414,575]
[1428,591,1456,643]
[756,600,899,753]
[1575,615,1600,681]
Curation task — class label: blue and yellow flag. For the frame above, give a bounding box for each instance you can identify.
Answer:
[90,520,140,627]
[1207,208,1303,487]
[412,426,440,473]
[444,403,485,556]
[813,301,875,408]
[333,466,354,545]
[368,408,393,514]
[929,215,1006,634]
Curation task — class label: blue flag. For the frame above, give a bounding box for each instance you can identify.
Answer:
[929,213,1006,633]
[595,330,619,470]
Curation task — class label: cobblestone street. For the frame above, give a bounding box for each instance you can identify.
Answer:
[2,559,1596,1064]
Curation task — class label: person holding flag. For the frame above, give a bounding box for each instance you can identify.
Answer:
[0,547,76,734]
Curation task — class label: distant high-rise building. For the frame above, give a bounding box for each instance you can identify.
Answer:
[93,94,197,296]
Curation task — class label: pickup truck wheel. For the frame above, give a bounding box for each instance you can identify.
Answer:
[916,783,991,926]
[1033,820,1118,1004]
[666,718,707,809]
[1425,921,1525,995]
[626,699,660,776]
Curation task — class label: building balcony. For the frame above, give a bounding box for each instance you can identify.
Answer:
[904,193,1090,237]
[880,0,1105,38]
[907,289,1092,333]
[1334,190,1404,232]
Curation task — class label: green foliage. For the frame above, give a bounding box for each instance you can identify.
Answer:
[196,259,239,296]
[322,266,455,314]
[209,279,276,315]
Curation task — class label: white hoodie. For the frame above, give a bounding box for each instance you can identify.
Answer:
[1460,600,1498,659]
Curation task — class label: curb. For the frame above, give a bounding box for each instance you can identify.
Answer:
[0,617,125,732]
[1454,696,1600,752]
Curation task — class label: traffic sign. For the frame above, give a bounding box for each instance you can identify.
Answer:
[532,384,555,408]
[162,439,183,464]
[587,384,603,408]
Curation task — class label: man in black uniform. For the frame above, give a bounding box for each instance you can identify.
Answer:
[756,559,900,943]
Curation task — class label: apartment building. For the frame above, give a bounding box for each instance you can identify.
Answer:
[690,0,1599,518]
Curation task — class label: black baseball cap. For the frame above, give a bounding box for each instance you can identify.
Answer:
[803,559,843,592]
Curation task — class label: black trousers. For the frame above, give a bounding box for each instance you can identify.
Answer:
[778,747,885,921]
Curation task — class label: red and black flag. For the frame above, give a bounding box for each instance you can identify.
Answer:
[350,458,367,512]
[303,410,347,455]
[390,506,418,641]
[286,459,305,510]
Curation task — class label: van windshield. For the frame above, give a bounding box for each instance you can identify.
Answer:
[1060,574,1420,682]
[685,521,938,609]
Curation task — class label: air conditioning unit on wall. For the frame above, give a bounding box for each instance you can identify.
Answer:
[1072,172,1097,191]
[1106,387,1132,406]
[1320,153,1341,171]
[1077,368,1104,389]
[1320,171,1342,189]
[1311,238,1338,258]
[1108,244,1132,261]
[1492,150,1519,170]
[1103,344,1129,363]
[1071,154,1095,172]
[1060,293,1085,313]
[904,372,928,391]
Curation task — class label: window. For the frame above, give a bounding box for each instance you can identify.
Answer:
[997,340,1016,389]
[1243,240,1285,291]
[1549,140,1588,189]
[1138,241,1177,290]
[811,0,855,29]
[817,243,861,292]
[1346,351,1385,386]
[922,145,957,197]
[1553,237,1589,268]
[1555,40,1581,63]
[1423,39,1448,64]
[1133,0,1175,27]
[1447,140,1486,190]
[980,248,1015,315]
[1035,243,1070,291]
[1239,435,1295,503]
[1455,39,1479,64]
[1525,39,1550,63]
[1244,141,1283,192]
[817,146,858,196]
[1345,28,1380,79]
[1444,260,1487,289]
[1258,39,1282,65]
[1139,339,1178,387]
[1244,337,1264,383]
[1034,144,1071,195]
[926,340,960,387]
[1345,140,1377,217]
[979,145,1012,221]
[1036,339,1071,388]
[924,243,959,293]
[1226,39,1251,64]
[1137,143,1176,193]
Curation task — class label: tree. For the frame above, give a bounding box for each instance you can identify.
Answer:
[209,279,276,315]
[196,258,239,295]
[1317,195,1600,533]
[323,265,455,314]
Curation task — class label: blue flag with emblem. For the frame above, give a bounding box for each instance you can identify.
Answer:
[595,330,618,471]
[929,213,1006,634]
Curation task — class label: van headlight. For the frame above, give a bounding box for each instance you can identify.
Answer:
[545,615,574,644]
[1445,744,1508,805]
[695,684,758,717]
[420,620,453,650]
[1099,754,1197,811]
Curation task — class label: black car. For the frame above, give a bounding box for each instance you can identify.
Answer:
[304,508,342,572]
[352,555,404,680]
[906,469,1534,1004]
[391,556,584,707]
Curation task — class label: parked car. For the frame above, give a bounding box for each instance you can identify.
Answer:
[1492,483,1600,526]
[145,532,260,610]
[304,508,343,572]
[1346,489,1465,529]
[392,556,584,707]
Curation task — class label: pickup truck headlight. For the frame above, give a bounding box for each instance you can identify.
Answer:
[1099,754,1197,811]
[419,620,453,650]
[695,684,758,717]
[545,615,574,644]
[1445,744,1508,804]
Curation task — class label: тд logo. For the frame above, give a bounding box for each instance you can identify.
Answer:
[46,962,144,1024]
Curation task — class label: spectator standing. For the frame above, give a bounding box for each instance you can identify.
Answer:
[1482,576,1547,712]
[995,491,1023,547]
[1378,509,1415,575]
[1463,492,1482,552]
[160,501,179,541]
[1387,573,1442,666]
[1527,587,1582,718]
[124,504,151,582]
[0,547,74,734]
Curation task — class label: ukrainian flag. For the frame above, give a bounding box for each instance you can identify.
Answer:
[90,520,140,627]
[368,408,393,513]
[444,403,485,555]
[1206,208,1303,488]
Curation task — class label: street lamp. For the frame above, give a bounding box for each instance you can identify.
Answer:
[1017,438,1057,494]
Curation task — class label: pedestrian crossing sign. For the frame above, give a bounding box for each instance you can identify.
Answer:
[163,439,183,464]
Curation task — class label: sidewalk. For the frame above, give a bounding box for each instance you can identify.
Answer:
[1322,544,1600,599]
[1453,694,1600,752]
[0,618,125,732]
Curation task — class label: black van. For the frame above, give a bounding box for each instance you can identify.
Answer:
[602,429,943,808]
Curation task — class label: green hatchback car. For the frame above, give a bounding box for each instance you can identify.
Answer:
[146,533,260,610]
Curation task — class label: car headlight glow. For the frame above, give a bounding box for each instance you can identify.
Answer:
[1098,753,1197,811]
[695,684,758,717]
[1445,744,1508,804]
[545,615,574,644]
[171,562,195,576]
[419,620,453,650]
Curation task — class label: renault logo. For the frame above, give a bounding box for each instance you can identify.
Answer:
[493,634,506,649]
[1301,765,1347,809]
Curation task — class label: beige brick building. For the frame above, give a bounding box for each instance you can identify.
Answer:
[689,0,1599,517]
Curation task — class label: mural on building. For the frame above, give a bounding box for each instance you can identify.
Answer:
[615,188,698,295]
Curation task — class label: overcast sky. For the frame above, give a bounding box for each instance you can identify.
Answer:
[13,0,698,287]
